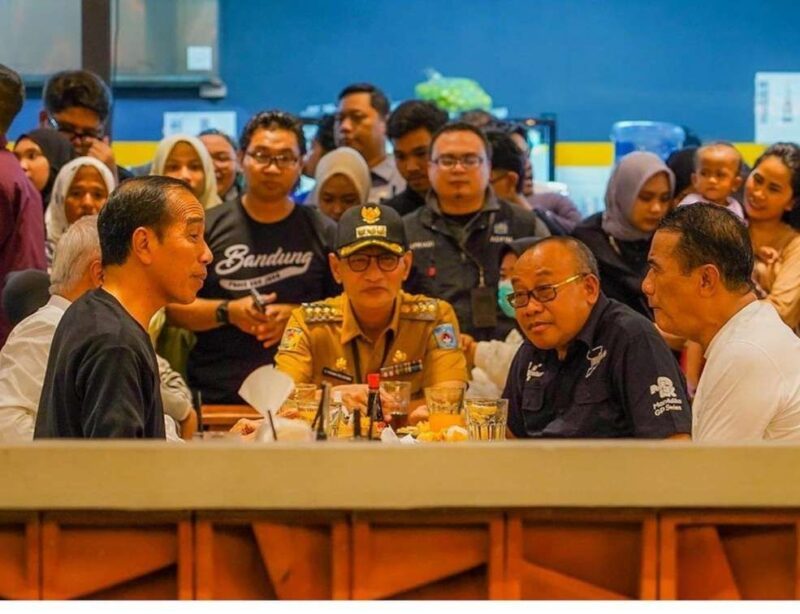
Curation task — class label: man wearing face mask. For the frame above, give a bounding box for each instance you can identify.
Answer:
[462,238,541,396]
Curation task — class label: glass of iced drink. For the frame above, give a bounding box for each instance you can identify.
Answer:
[465,398,508,441]
[290,383,319,425]
[425,385,465,432]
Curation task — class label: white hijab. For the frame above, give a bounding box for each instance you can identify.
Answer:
[45,157,116,255]
[149,134,221,210]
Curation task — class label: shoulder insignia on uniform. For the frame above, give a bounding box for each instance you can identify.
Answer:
[400,297,437,321]
[392,350,407,364]
[279,327,304,352]
[301,301,342,323]
[433,323,458,349]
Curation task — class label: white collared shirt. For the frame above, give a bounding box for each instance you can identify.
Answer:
[0,295,69,441]
[0,294,185,442]
[693,300,800,441]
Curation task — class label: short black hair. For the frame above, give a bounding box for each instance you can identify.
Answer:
[666,146,698,198]
[337,83,390,118]
[386,100,448,140]
[198,128,238,151]
[753,142,800,228]
[43,70,111,122]
[0,64,24,134]
[313,113,336,152]
[239,110,306,156]
[458,109,495,128]
[98,176,193,267]
[486,130,525,193]
[657,202,754,292]
[527,236,600,278]
[429,121,492,159]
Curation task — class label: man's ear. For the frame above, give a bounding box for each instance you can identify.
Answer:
[38,109,48,127]
[584,273,601,304]
[698,264,722,296]
[89,258,104,288]
[401,251,413,282]
[507,171,521,195]
[328,252,342,284]
[131,227,156,265]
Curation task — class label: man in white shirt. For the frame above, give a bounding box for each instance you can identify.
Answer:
[0,216,194,441]
[642,203,800,441]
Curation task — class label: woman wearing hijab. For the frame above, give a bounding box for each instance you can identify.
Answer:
[149,134,221,209]
[572,151,674,318]
[13,129,75,209]
[44,156,115,267]
[309,146,371,221]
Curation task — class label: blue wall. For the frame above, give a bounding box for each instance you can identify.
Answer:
[10,0,800,142]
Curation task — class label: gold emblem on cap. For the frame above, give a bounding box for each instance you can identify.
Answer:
[392,350,407,364]
[361,205,381,225]
[335,357,348,371]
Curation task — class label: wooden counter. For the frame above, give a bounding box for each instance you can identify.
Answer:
[1,441,798,600]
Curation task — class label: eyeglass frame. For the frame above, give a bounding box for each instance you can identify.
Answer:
[506,273,589,308]
[46,113,105,141]
[341,252,402,273]
[244,150,300,169]
[430,154,485,170]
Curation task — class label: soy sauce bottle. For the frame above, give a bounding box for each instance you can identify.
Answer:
[367,372,384,439]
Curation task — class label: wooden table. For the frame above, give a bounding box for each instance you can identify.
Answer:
[1,441,799,600]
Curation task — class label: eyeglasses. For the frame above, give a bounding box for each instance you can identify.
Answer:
[507,273,588,308]
[431,154,484,170]
[343,253,401,272]
[46,114,105,141]
[244,150,299,169]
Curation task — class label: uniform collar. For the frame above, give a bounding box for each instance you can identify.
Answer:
[572,293,611,350]
[340,292,402,345]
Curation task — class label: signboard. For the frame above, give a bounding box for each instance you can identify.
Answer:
[755,72,800,144]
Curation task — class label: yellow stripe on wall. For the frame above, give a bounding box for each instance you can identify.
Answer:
[110,141,768,169]
[112,141,159,167]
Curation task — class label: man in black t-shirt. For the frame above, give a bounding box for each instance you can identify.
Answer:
[35,176,213,438]
[167,110,338,404]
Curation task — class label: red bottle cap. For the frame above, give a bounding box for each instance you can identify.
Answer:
[367,373,381,389]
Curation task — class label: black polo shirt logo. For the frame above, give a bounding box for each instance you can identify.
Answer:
[526,362,544,381]
[649,377,683,416]
[585,346,607,378]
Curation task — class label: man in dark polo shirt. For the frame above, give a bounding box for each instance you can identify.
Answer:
[502,236,691,438]
[384,100,448,216]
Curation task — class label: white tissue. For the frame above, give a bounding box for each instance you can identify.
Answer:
[238,365,294,417]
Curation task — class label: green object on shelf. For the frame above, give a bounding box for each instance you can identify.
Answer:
[414,69,492,114]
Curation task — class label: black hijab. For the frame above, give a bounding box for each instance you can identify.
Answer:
[18,129,75,207]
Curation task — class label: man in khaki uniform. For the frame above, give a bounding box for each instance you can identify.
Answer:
[275,203,467,404]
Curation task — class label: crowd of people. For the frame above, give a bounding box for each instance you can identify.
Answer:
[1,63,800,443]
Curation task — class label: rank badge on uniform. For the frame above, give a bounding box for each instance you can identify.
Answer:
[279,327,303,351]
[392,350,407,364]
[433,324,458,349]
[335,357,348,371]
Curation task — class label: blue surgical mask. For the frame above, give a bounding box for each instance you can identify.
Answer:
[497,279,516,319]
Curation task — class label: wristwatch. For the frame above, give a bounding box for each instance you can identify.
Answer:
[215,300,230,325]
